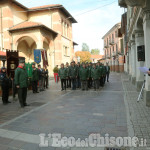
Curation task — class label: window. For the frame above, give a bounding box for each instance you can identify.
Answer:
[112,34,114,42]
[115,31,118,37]
[62,19,69,37]
[63,46,69,56]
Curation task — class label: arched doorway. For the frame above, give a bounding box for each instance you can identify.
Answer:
[17,36,37,63]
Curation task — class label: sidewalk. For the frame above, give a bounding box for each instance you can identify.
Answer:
[122,73,150,149]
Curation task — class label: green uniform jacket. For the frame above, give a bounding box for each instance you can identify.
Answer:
[58,68,67,79]
[66,67,69,77]
[91,67,100,80]
[102,66,107,76]
[31,68,39,81]
[79,67,89,80]
[99,66,104,77]
[15,67,28,88]
[76,66,80,77]
[88,66,92,77]
[69,66,78,78]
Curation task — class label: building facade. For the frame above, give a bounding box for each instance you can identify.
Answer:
[102,23,124,72]
[0,0,77,75]
[118,0,150,106]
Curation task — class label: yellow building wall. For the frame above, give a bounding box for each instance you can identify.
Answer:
[28,11,52,29]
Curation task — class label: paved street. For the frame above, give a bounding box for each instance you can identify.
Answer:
[0,73,149,150]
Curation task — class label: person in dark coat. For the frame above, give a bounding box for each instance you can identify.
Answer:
[76,62,81,88]
[66,62,71,88]
[58,63,67,91]
[43,66,49,89]
[0,67,11,105]
[69,61,78,90]
[15,60,29,108]
[31,63,39,93]
[105,63,110,82]
[79,63,89,91]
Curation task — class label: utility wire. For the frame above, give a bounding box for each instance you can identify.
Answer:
[75,1,117,17]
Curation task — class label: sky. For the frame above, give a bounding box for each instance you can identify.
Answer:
[17,0,124,54]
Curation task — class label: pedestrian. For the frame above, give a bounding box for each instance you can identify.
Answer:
[38,65,45,91]
[58,63,67,91]
[88,62,93,88]
[15,60,29,108]
[105,63,110,82]
[66,62,71,88]
[31,63,39,93]
[76,62,81,88]
[43,66,49,89]
[69,61,77,90]
[0,67,11,105]
[79,63,89,91]
[91,63,101,91]
[99,63,104,87]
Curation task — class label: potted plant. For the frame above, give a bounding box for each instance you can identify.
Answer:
[53,65,59,83]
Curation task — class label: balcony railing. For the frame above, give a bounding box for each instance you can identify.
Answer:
[106,54,110,59]
[112,51,118,57]
[104,43,109,48]
[110,39,115,45]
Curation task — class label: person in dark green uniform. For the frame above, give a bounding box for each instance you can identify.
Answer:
[91,63,101,91]
[15,60,29,108]
[66,62,71,88]
[79,63,89,91]
[31,63,39,93]
[99,63,104,87]
[76,62,81,88]
[88,62,92,88]
[69,61,77,90]
[58,63,67,91]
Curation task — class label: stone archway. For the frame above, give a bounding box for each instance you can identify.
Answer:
[16,36,37,63]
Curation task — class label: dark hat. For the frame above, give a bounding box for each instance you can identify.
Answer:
[19,60,25,63]
[1,67,6,70]
[32,62,36,65]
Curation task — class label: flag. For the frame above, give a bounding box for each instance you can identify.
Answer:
[41,50,48,67]
[34,49,41,64]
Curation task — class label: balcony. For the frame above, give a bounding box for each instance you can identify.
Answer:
[125,0,145,7]
[112,51,118,57]
[104,43,109,48]
[110,39,115,45]
[118,0,145,8]
[118,0,127,8]
[106,54,110,59]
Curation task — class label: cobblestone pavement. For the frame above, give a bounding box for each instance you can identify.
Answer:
[0,73,135,150]
[121,73,150,150]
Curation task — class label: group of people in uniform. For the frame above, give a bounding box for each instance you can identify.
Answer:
[0,59,110,108]
[58,61,110,91]
[0,60,49,108]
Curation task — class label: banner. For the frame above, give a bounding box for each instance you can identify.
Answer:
[34,49,41,64]
[6,50,19,78]
[41,50,48,67]
[25,63,32,77]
